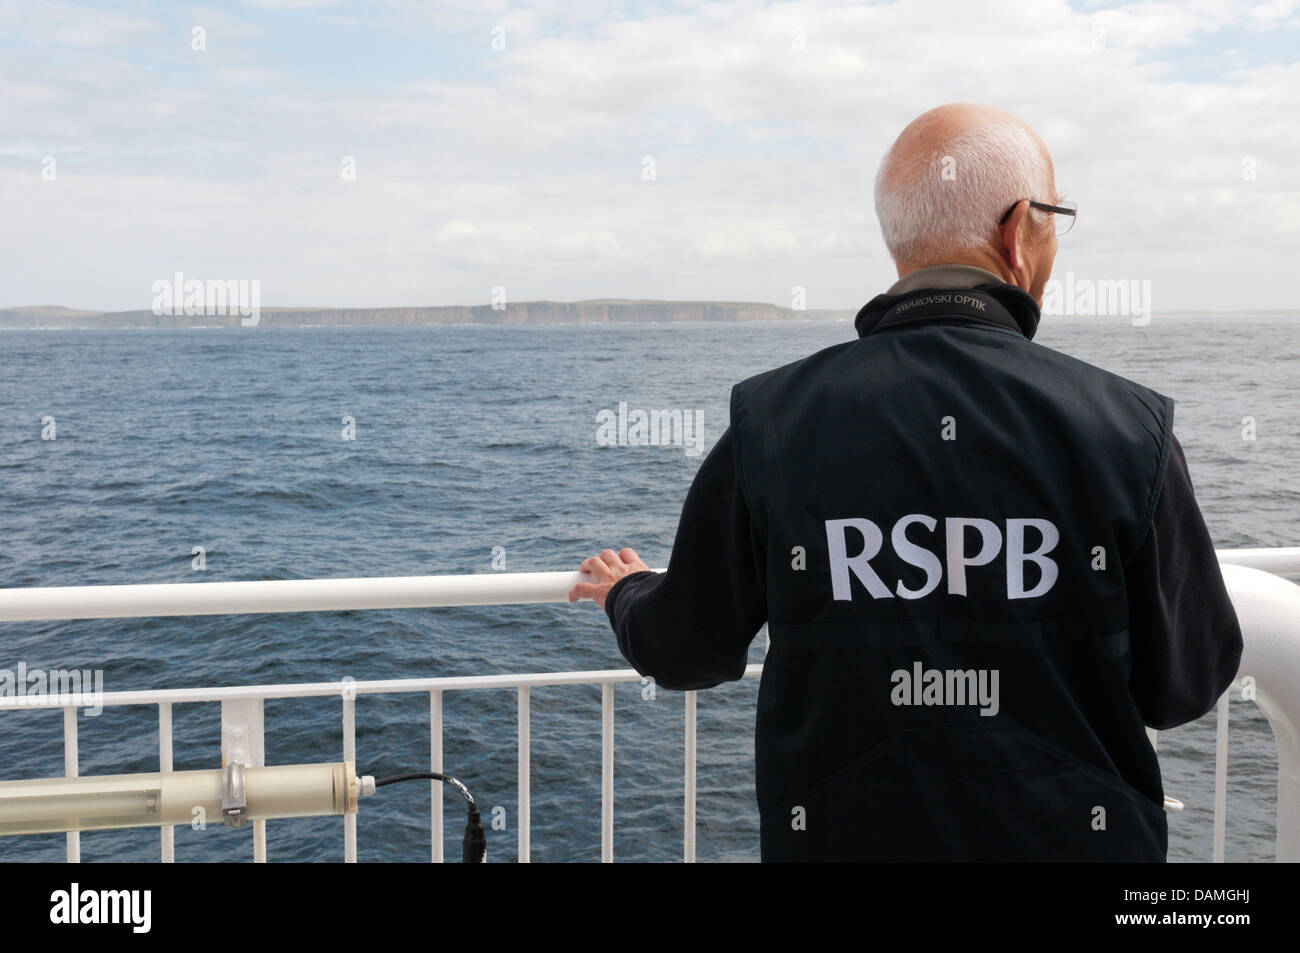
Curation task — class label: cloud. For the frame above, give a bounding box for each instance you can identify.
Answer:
[0,0,1297,311]
[0,4,161,48]
[434,220,627,265]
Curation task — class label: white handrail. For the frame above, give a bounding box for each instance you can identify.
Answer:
[1218,547,1300,576]
[0,549,1293,623]
[0,570,601,622]
[0,667,668,710]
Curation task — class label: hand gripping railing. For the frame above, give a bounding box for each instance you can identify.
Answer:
[0,546,1297,863]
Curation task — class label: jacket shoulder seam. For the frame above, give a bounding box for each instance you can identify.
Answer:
[1126,392,1174,566]
[729,383,760,532]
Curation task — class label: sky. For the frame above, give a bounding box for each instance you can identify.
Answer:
[2,0,1298,313]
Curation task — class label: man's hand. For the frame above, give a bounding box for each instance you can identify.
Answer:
[568,548,652,609]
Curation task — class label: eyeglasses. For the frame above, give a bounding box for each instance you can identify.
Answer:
[998,198,1077,236]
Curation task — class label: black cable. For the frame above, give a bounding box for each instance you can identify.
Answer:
[372,771,486,863]
[374,772,476,808]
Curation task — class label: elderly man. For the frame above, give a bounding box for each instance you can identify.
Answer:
[569,103,1242,862]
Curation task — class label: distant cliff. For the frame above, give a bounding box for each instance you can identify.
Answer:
[0,300,856,329]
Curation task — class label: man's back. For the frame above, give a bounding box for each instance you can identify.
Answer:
[732,282,1233,860]
[597,279,1241,862]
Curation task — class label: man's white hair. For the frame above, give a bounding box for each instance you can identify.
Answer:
[874,122,1054,266]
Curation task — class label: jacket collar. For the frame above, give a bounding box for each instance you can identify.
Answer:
[854,265,1042,340]
[886,263,1006,295]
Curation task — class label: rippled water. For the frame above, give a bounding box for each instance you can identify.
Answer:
[0,315,1295,862]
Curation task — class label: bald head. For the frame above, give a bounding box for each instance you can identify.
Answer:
[874,102,1058,273]
[882,104,1050,185]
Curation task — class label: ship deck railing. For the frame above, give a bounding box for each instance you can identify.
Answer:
[0,546,1297,863]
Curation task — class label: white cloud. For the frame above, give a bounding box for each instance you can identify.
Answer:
[0,0,1297,311]
[0,4,161,48]
[433,220,626,265]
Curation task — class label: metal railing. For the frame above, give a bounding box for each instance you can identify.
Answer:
[1,546,1298,863]
[9,665,760,863]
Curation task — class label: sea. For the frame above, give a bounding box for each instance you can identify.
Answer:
[0,314,1296,862]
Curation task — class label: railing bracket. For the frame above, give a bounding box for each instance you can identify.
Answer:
[221,762,248,828]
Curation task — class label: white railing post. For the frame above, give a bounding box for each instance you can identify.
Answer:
[601,682,613,863]
[159,702,174,862]
[1214,692,1229,862]
[343,693,356,863]
[64,707,79,863]
[685,690,697,863]
[221,698,266,862]
[518,686,530,863]
[430,690,443,864]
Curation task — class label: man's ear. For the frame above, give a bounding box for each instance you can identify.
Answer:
[999,200,1031,288]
